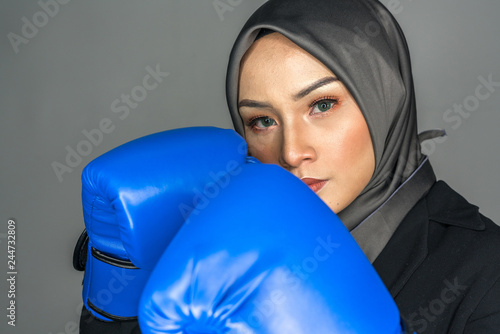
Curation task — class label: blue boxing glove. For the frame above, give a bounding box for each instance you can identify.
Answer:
[138,161,404,333]
[80,127,247,322]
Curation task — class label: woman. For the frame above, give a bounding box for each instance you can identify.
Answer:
[225,0,500,333]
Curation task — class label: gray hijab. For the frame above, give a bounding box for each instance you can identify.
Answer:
[226,0,439,262]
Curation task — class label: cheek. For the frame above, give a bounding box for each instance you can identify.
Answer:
[316,112,374,213]
[325,114,374,183]
[245,133,280,163]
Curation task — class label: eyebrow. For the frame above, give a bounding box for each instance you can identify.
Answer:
[237,76,339,110]
[293,76,339,100]
[238,99,273,109]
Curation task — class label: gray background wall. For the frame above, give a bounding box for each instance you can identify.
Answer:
[0,0,499,333]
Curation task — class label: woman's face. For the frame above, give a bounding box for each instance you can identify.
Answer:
[238,33,375,213]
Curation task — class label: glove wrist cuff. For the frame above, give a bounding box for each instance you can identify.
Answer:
[82,243,150,322]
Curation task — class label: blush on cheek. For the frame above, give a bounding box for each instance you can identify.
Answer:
[345,122,375,185]
[323,110,374,189]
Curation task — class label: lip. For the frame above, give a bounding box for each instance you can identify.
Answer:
[301,178,328,193]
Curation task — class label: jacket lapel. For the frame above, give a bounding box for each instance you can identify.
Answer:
[372,180,485,298]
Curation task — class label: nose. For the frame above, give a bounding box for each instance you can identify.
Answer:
[278,123,316,170]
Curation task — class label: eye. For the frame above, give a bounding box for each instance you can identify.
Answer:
[311,98,338,114]
[248,116,277,129]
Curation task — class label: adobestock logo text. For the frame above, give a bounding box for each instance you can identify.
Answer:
[7,0,72,54]
[51,64,169,182]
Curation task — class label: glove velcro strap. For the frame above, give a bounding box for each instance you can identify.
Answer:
[73,229,89,271]
[82,245,150,322]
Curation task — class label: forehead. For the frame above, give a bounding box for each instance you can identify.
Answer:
[241,32,327,69]
[242,32,299,60]
[239,33,336,96]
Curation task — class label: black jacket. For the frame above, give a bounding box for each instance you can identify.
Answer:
[374,181,500,334]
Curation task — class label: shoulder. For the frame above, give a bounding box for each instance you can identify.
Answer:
[424,180,500,259]
[390,180,500,333]
[376,180,500,274]
[415,180,500,282]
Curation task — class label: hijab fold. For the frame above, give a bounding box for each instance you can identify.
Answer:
[226,0,438,262]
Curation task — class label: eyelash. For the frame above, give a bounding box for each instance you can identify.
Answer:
[309,96,339,113]
[246,115,272,129]
[245,96,340,131]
